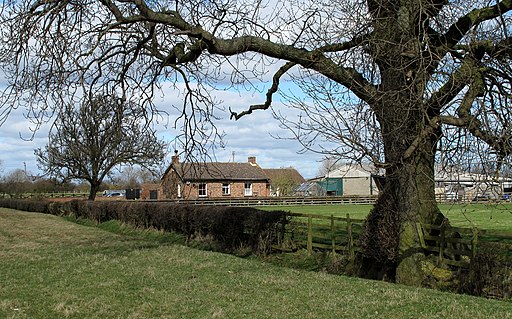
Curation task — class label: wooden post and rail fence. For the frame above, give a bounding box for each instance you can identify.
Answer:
[417,222,512,267]
[274,212,512,268]
[273,212,364,257]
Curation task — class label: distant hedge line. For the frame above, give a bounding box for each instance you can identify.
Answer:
[0,199,286,253]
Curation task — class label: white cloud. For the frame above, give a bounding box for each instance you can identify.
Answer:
[0,129,47,175]
[0,85,324,179]
[153,83,325,178]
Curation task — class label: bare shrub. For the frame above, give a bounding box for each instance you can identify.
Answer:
[457,244,512,299]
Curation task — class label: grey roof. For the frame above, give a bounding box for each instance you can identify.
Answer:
[295,181,321,192]
[169,162,270,182]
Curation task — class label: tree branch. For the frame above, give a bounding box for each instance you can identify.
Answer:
[229,61,296,120]
[426,51,484,115]
[433,0,512,49]
[437,78,512,157]
[402,117,441,161]
[98,2,378,106]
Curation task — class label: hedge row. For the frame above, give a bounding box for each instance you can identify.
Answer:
[0,199,286,253]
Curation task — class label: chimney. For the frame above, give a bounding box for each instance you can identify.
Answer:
[248,156,256,166]
[172,150,179,165]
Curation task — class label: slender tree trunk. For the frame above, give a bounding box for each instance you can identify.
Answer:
[88,181,100,201]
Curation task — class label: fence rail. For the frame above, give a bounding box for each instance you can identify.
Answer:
[417,224,512,267]
[417,223,479,267]
[273,212,365,256]
[161,194,509,206]
[1,193,509,205]
[165,195,378,206]
[275,212,512,268]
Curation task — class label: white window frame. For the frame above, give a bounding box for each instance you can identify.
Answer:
[198,183,207,197]
[244,182,253,196]
[222,183,231,196]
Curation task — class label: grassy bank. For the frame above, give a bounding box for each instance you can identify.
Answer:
[1,208,511,318]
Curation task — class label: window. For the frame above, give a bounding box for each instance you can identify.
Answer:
[244,182,252,196]
[198,183,207,197]
[222,183,230,196]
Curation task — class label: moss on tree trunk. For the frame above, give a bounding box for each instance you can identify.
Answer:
[357,96,443,284]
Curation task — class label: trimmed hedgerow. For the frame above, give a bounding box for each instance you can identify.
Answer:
[0,198,49,213]
[0,199,286,253]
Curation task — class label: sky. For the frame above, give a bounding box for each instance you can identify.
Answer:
[0,85,326,180]
[0,2,333,181]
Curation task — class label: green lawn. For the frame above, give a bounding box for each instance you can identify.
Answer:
[1,208,512,318]
[260,203,512,232]
[440,203,512,231]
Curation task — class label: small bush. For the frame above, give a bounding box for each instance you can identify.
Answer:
[457,244,512,299]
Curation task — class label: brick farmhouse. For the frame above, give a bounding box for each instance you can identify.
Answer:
[159,155,271,200]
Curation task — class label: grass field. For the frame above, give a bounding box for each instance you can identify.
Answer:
[259,203,512,232]
[1,208,512,318]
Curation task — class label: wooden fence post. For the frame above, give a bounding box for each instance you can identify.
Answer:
[331,214,336,254]
[416,223,426,248]
[346,213,354,258]
[439,223,445,263]
[307,215,313,255]
[471,227,479,258]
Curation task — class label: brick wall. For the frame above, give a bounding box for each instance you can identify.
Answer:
[179,181,269,199]
[140,183,160,200]
[161,170,180,199]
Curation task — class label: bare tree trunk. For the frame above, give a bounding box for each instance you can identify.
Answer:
[88,182,100,201]
[358,97,442,284]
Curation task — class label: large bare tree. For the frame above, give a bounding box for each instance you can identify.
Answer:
[35,95,166,200]
[1,1,511,284]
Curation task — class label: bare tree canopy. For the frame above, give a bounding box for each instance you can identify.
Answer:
[1,0,512,284]
[0,168,33,198]
[110,165,160,189]
[35,95,166,200]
